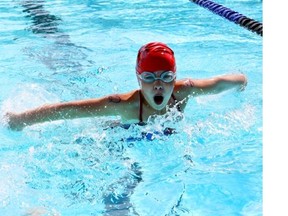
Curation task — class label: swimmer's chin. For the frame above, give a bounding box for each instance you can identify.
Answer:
[151,102,167,111]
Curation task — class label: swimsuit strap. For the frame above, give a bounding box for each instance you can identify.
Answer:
[139,90,144,123]
[171,93,182,112]
[138,91,182,123]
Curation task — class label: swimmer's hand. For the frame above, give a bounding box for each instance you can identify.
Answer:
[238,74,248,92]
[4,112,25,131]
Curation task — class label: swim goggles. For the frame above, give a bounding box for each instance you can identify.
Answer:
[137,71,176,83]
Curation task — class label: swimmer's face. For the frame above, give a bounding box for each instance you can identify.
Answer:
[137,70,176,110]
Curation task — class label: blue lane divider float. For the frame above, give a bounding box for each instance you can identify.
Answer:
[189,0,262,36]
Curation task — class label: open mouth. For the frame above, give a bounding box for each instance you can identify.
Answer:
[153,95,164,105]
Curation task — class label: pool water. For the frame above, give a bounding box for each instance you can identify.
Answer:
[0,0,262,215]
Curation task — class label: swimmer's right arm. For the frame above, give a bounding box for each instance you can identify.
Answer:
[5,94,129,131]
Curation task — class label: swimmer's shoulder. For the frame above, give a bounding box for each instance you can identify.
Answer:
[113,89,140,121]
[175,78,194,89]
[117,89,140,102]
[174,78,195,99]
[105,89,139,105]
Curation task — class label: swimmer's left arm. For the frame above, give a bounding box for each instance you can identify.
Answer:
[177,73,247,97]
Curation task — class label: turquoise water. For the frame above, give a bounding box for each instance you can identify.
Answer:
[0,0,262,215]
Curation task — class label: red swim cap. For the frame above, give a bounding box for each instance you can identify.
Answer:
[136,42,176,74]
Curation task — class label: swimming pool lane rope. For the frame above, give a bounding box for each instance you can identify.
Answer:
[189,0,262,36]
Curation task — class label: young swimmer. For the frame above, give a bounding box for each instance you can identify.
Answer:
[5,42,247,131]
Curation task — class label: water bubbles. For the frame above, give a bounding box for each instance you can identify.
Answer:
[96,66,108,74]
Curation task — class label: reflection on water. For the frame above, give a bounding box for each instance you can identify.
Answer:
[22,0,61,35]
[21,0,94,74]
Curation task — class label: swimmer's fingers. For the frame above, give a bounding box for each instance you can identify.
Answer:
[238,74,248,92]
[238,83,246,91]
[4,112,24,131]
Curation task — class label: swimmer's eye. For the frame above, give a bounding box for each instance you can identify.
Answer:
[141,73,156,83]
[137,71,176,83]
[160,71,175,82]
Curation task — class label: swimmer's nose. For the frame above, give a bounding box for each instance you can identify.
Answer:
[154,85,163,91]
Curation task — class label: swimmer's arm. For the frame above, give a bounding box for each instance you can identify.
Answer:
[5,94,127,131]
[182,73,247,96]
